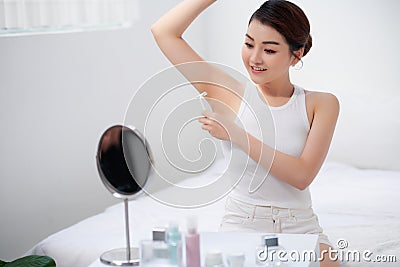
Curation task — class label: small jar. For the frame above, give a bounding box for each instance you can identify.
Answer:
[204,250,225,267]
[226,252,245,267]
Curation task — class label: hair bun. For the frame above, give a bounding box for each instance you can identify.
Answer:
[303,34,312,57]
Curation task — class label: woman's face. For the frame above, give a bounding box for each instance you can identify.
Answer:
[242,19,295,85]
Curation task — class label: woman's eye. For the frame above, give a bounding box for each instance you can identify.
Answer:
[244,42,253,48]
[264,49,276,54]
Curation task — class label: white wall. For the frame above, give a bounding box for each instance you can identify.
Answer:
[0,0,209,260]
[1,0,399,262]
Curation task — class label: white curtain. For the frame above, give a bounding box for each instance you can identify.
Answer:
[0,0,139,34]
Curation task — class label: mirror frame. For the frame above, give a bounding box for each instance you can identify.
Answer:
[96,124,152,199]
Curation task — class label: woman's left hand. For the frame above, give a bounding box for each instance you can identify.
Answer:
[198,110,243,144]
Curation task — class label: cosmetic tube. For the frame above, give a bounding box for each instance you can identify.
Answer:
[185,216,201,267]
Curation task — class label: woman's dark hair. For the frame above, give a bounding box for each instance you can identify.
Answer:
[249,0,312,59]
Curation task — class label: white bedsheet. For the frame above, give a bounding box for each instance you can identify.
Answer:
[26,162,400,267]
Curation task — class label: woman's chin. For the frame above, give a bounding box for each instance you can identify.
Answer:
[245,68,269,84]
[249,75,267,85]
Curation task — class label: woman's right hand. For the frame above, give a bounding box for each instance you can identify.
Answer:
[198,110,245,145]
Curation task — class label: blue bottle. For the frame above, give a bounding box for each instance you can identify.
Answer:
[167,221,182,266]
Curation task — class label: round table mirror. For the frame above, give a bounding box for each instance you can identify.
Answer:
[96,125,152,266]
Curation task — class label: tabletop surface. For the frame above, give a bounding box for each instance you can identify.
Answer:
[89,232,320,267]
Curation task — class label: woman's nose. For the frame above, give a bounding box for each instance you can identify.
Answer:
[250,49,263,64]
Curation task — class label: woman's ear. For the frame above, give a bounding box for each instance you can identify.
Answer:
[291,47,304,66]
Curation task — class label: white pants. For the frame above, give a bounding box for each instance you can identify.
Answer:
[219,196,332,247]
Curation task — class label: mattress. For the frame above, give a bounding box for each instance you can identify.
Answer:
[26,161,400,267]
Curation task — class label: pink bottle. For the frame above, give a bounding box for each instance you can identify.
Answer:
[185,216,201,267]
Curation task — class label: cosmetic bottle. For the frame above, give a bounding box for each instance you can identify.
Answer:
[152,227,169,259]
[167,221,183,266]
[255,235,285,266]
[140,227,169,266]
[185,216,201,267]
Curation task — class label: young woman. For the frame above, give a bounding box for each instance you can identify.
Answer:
[151,1,340,266]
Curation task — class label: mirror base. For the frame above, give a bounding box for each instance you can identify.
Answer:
[100,248,140,266]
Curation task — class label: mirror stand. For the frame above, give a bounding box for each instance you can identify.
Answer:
[100,199,139,266]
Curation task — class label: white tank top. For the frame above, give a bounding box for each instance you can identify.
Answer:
[220,82,312,209]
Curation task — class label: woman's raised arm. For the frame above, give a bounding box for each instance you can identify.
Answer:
[151,0,243,118]
[151,0,216,65]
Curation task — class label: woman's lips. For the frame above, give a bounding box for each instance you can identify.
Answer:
[251,66,267,73]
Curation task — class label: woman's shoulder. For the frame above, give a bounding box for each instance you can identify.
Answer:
[304,89,340,116]
[305,90,339,100]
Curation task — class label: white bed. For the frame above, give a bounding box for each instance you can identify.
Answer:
[26,160,400,267]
